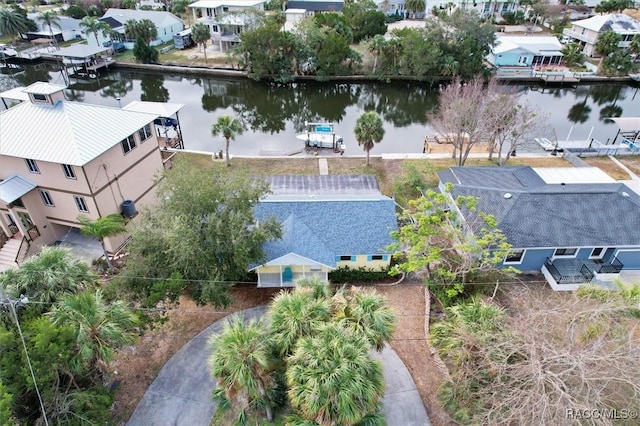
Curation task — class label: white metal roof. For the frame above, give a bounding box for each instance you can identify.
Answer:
[50,45,109,58]
[0,86,30,102]
[571,13,640,33]
[493,36,563,55]
[610,117,640,132]
[0,100,158,166]
[533,167,615,184]
[0,174,37,204]
[102,8,183,27]
[23,82,67,95]
[123,101,185,118]
[189,0,264,8]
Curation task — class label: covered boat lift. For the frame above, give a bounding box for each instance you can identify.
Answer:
[610,117,640,149]
[122,101,186,149]
[50,45,115,82]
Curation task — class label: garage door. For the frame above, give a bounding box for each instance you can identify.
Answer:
[615,250,640,269]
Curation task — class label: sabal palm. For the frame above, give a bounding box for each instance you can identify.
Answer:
[209,316,275,421]
[0,8,29,39]
[79,16,111,47]
[37,10,61,49]
[630,34,640,56]
[404,0,425,18]
[48,290,138,376]
[286,323,384,426]
[367,34,386,74]
[78,214,127,271]
[0,246,94,307]
[332,286,396,351]
[594,30,621,75]
[211,115,245,166]
[354,111,385,166]
[191,23,210,64]
[268,288,331,356]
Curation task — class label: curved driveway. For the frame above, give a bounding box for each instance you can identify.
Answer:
[127,306,430,426]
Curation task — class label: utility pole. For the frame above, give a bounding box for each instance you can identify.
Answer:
[0,288,49,426]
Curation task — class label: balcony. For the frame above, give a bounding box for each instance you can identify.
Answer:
[542,257,623,291]
[562,29,597,45]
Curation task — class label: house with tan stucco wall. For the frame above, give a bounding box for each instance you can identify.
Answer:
[562,13,640,57]
[0,82,170,269]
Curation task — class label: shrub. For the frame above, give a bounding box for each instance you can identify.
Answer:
[329,266,396,283]
[133,37,159,63]
[65,5,87,19]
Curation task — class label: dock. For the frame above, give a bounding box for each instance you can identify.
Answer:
[49,45,114,80]
[535,72,581,84]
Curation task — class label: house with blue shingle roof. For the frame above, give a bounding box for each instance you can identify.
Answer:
[251,175,397,287]
[439,166,640,291]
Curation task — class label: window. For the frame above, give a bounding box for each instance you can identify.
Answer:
[61,164,76,179]
[590,247,605,258]
[504,249,525,264]
[339,255,352,261]
[74,195,89,212]
[25,158,39,173]
[371,255,384,261]
[138,124,152,142]
[32,93,47,102]
[121,134,136,154]
[554,248,577,257]
[39,190,54,206]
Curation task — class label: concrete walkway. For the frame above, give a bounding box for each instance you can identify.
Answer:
[127,306,430,426]
[318,158,329,175]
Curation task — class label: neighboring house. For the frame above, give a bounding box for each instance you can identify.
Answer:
[86,9,184,50]
[189,0,265,51]
[426,0,517,18]
[0,82,166,267]
[286,0,344,13]
[487,36,564,67]
[438,166,640,291]
[373,0,406,16]
[139,0,166,9]
[251,175,398,287]
[562,13,640,57]
[23,14,81,43]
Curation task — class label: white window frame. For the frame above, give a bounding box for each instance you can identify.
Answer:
[504,249,526,264]
[74,195,89,213]
[61,164,76,179]
[39,190,54,206]
[553,247,578,258]
[25,158,40,173]
[138,124,152,142]
[589,247,606,259]
[121,134,137,154]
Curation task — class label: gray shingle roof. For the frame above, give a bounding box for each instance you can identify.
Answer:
[254,198,397,267]
[442,167,640,248]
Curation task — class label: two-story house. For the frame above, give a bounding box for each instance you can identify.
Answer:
[0,83,166,268]
[562,13,640,57]
[189,0,266,52]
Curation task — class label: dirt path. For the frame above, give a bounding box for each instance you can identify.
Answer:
[375,283,455,426]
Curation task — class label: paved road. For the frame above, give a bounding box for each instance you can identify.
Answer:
[127,306,430,426]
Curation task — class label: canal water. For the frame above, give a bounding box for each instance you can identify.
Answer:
[1,63,639,156]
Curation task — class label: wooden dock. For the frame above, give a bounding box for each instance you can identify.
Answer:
[536,73,581,84]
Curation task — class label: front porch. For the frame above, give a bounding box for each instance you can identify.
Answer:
[542,257,623,291]
[256,270,328,288]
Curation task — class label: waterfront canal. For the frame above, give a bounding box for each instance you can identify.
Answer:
[1,63,638,156]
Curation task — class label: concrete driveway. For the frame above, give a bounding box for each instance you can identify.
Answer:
[127,306,430,426]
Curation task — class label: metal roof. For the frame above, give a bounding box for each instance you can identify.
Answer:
[0,99,158,166]
[610,117,640,133]
[0,174,37,204]
[189,0,265,8]
[102,8,184,28]
[264,175,381,196]
[532,167,615,184]
[0,86,30,102]
[23,82,67,95]
[49,45,109,59]
[493,36,563,55]
[122,101,185,118]
[571,13,640,33]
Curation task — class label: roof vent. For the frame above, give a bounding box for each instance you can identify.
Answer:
[622,192,630,197]
[503,193,512,199]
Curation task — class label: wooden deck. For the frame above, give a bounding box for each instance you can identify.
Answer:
[536,73,581,84]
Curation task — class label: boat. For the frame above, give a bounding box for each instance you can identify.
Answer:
[296,122,345,152]
[534,137,561,151]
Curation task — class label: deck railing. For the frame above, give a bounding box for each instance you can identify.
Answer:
[15,236,30,265]
[545,257,594,284]
[597,257,623,274]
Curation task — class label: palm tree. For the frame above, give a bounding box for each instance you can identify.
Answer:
[0,8,30,40]
[211,115,245,166]
[594,30,621,75]
[630,34,640,58]
[354,111,385,166]
[0,246,94,307]
[191,22,211,64]
[332,286,396,351]
[121,0,138,9]
[268,287,331,356]
[172,0,192,26]
[404,0,426,18]
[48,290,138,376]
[37,10,61,50]
[561,42,583,67]
[209,316,275,421]
[286,323,384,425]
[79,16,111,47]
[367,34,386,74]
[77,214,127,271]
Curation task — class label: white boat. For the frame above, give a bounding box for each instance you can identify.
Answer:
[535,137,557,151]
[296,122,345,151]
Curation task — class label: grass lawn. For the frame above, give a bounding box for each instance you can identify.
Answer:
[617,155,640,176]
[582,157,632,180]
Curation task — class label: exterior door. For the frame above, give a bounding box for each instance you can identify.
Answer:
[282,266,293,283]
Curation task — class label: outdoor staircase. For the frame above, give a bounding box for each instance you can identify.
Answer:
[0,239,22,272]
